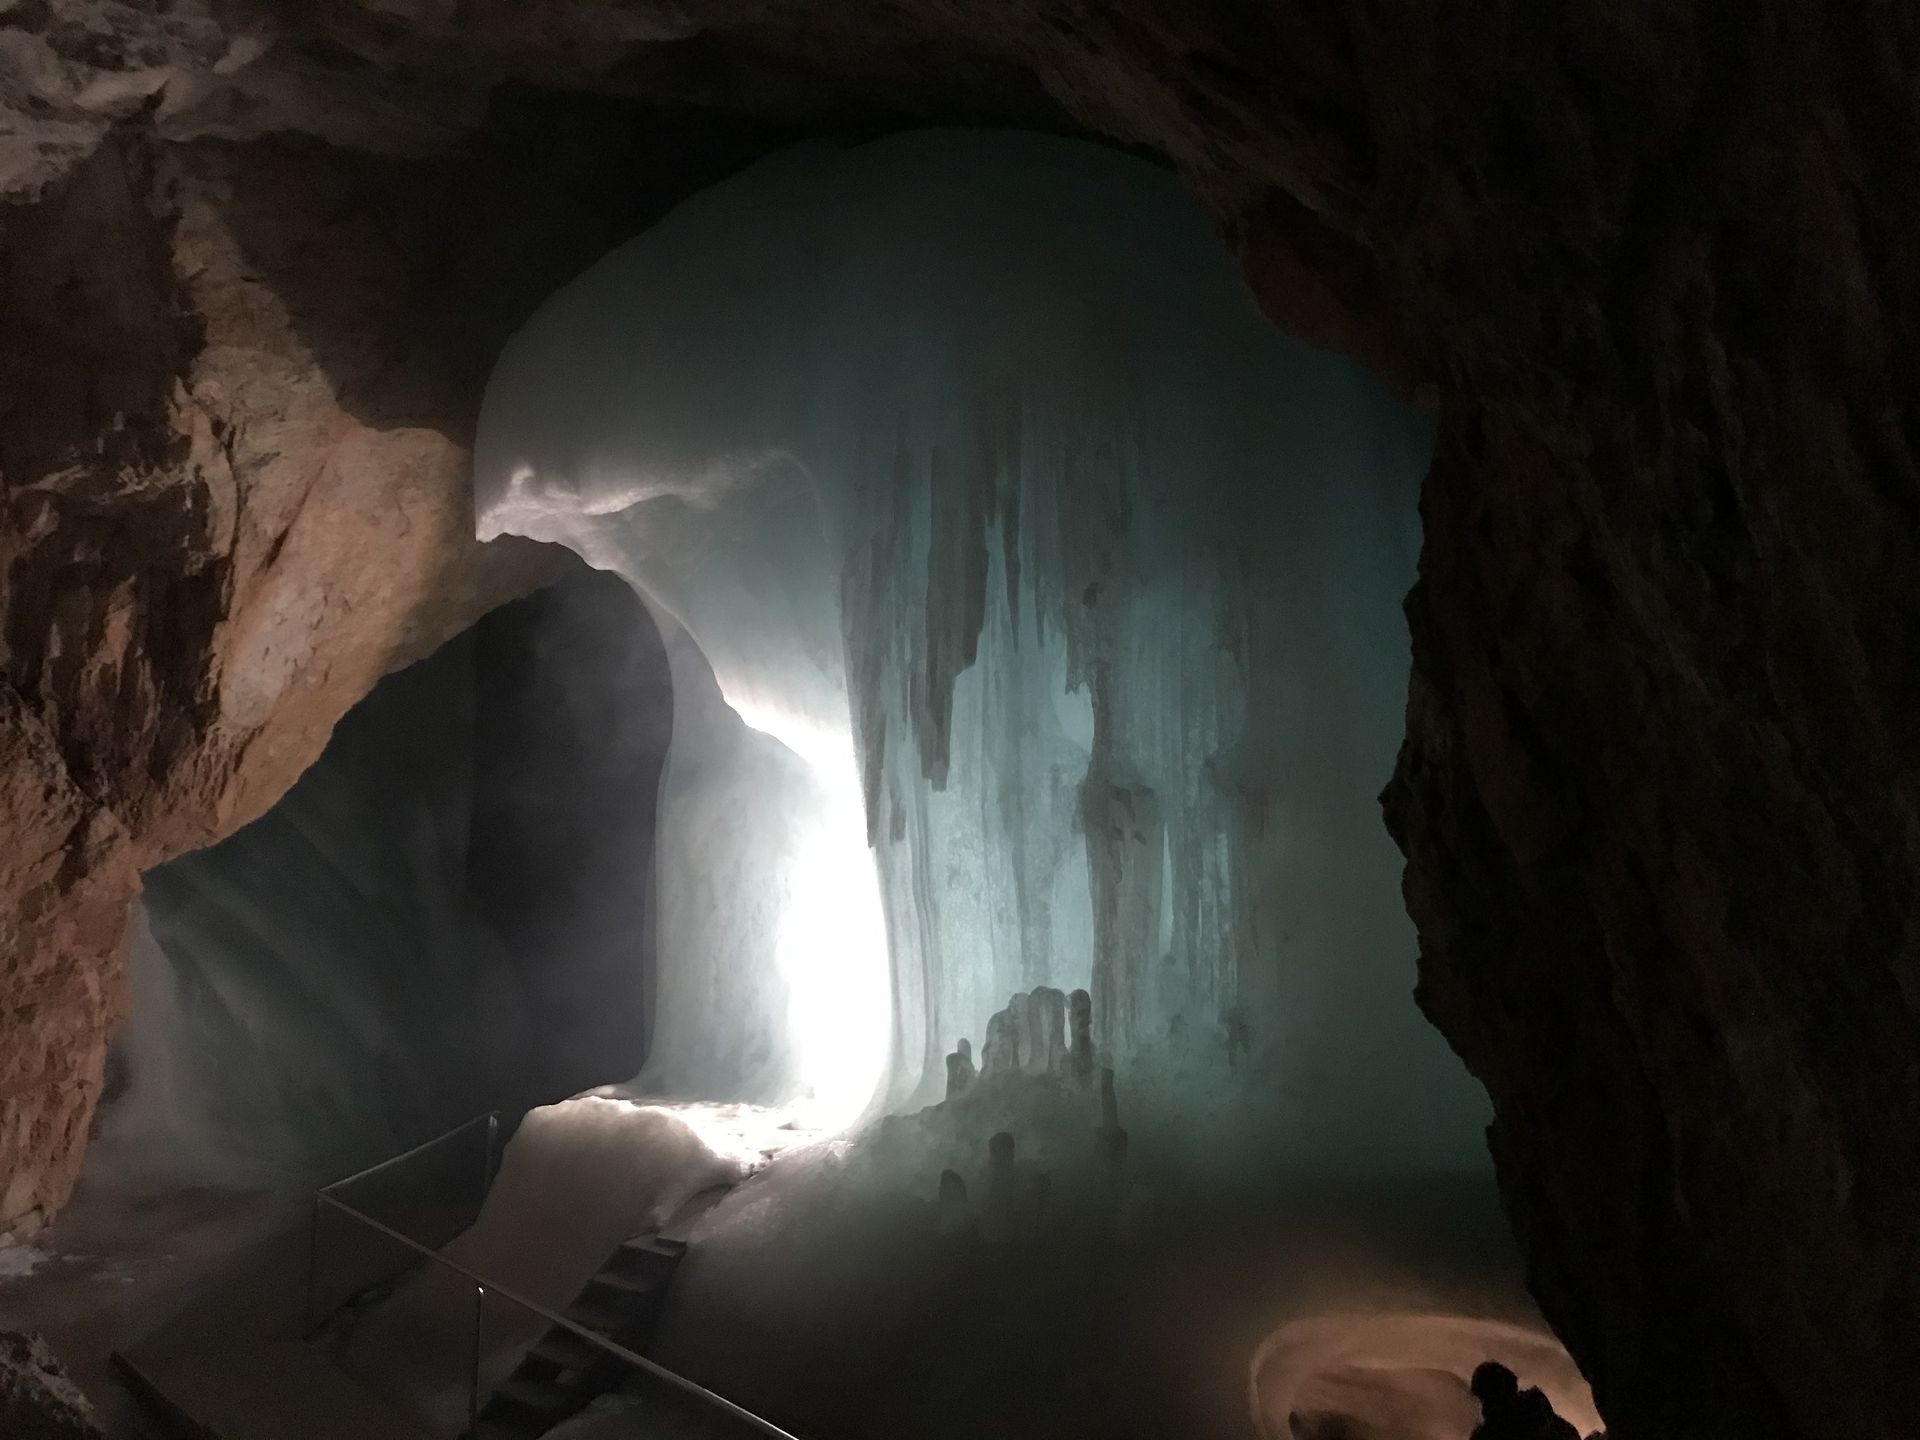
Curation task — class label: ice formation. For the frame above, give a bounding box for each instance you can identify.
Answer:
[476,130,1485,1158]
[89,573,670,1189]
[92,633,518,1188]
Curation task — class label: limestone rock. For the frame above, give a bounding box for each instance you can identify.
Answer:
[0,129,564,1228]
[0,689,137,1231]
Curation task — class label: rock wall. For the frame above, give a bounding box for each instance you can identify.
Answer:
[0,131,556,1231]
[0,80,798,1231]
[1366,18,1920,1440]
[2,6,1916,1440]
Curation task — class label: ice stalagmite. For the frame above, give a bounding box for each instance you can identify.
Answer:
[477,130,1486,1162]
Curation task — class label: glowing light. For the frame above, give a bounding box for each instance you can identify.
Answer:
[1249,1312,1601,1440]
[580,1097,824,1169]
[759,724,891,1131]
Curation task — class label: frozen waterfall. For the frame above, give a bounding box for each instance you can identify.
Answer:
[476,130,1485,1161]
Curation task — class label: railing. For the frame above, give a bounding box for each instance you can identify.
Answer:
[301,1114,804,1440]
[303,1111,503,1333]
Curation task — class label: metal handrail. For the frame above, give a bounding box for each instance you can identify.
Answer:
[303,1112,501,1342]
[319,1111,501,1198]
[302,1114,802,1440]
[316,1191,807,1440]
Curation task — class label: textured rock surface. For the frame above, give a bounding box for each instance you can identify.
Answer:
[1,6,1915,1440]
[0,77,816,1230]
[0,129,564,1230]
[1375,19,1920,1440]
[0,1330,103,1438]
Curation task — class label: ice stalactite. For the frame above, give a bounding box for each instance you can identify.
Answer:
[477,130,1486,1161]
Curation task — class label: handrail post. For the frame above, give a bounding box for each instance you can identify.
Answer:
[302,1195,320,1336]
[323,1192,810,1440]
[299,1113,811,1440]
[470,1283,485,1436]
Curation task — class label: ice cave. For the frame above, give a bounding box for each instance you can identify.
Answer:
[0,125,1590,1440]
[473,129,1481,1153]
[8,14,1903,1440]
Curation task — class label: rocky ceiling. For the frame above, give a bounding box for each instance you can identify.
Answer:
[3,5,1917,1440]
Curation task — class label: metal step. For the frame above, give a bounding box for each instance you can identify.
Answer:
[492,1376,569,1414]
[564,1297,630,1335]
[474,1230,692,1438]
[585,1269,662,1298]
[616,1235,687,1264]
[528,1329,605,1372]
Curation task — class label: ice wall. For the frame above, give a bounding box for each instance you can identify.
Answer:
[476,130,1487,1161]
[468,570,672,1102]
[93,632,513,1189]
[89,571,671,1190]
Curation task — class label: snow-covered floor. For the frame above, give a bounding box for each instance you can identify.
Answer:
[325,1076,1589,1440]
[0,1084,1591,1440]
[324,1095,824,1435]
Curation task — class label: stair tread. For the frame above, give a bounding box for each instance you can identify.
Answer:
[619,1234,686,1257]
[494,1376,569,1411]
[477,1235,692,1430]
[472,1416,548,1440]
[566,1298,628,1333]
[586,1269,663,1296]
[531,1330,605,1368]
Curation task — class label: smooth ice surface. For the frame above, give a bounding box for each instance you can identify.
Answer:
[93,633,517,1188]
[477,130,1486,1161]
[89,572,670,1190]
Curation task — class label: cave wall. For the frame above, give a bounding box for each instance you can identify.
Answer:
[0,83,800,1230]
[2,6,1916,1440]
[1366,18,1920,1440]
[0,132,556,1231]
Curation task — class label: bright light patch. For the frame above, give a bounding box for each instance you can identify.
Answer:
[584,1097,824,1169]
[716,691,892,1129]
[772,765,892,1129]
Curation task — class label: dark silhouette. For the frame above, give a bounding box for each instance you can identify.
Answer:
[1469,1362,1581,1440]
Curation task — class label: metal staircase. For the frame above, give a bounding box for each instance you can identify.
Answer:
[470,1233,689,1438]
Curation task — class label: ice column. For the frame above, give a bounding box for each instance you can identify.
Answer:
[477,130,1484,1160]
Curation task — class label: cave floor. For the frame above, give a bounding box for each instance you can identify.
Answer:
[0,1181,304,1436]
[324,1083,1568,1440]
[1,1091,1579,1440]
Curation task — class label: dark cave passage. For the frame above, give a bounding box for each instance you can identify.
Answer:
[87,567,672,1195]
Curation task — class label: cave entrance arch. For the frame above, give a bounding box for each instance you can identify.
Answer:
[476,129,1485,1161]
